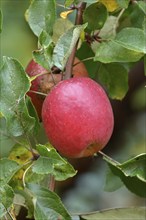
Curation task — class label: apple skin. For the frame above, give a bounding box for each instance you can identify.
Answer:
[42,77,114,158]
[26,58,88,119]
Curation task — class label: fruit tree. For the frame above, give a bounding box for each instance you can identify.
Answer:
[0,1,146,220]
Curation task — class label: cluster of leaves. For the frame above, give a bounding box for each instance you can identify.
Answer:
[0,0,146,219]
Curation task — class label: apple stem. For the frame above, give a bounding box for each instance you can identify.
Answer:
[73,57,94,67]
[29,90,47,96]
[98,151,120,165]
[64,2,87,80]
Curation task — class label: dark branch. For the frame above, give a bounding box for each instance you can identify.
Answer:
[64,2,87,80]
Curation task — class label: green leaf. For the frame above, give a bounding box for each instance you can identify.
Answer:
[65,0,75,7]
[143,17,146,34]
[116,0,130,9]
[0,9,2,33]
[26,96,40,133]
[27,184,72,220]
[0,203,6,219]
[83,3,107,31]
[18,188,34,219]
[80,207,146,220]
[53,24,87,70]
[0,57,36,136]
[103,154,146,197]
[137,1,146,15]
[32,144,77,181]
[116,28,146,54]
[53,18,74,43]
[94,40,144,63]
[8,143,32,165]
[119,154,146,182]
[33,31,54,70]
[130,3,145,28]
[0,117,15,157]
[98,63,128,100]
[104,166,123,192]
[98,16,118,40]
[25,0,56,36]
[144,55,146,75]
[0,158,21,185]
[0,185,14,218]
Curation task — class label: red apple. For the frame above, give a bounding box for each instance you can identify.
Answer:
[42,77,114,158]
[26,58,88,119]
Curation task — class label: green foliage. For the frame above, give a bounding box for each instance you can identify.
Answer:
[33,30,54,70]
[94,27,145,63]
[94,40,143,63]
[0,158,21,185]
[0,9,2,33]
[97,63,128,99]
[83,3,107,31]
[116,0,130,9]
[104,154,146,197]
[32,144,77,181]
[137,1,146,15]
[53,24,87,70]
[0,57,37,136]
[25,0,56,37]
[80,207,146,220]
[115,28,146,53]
[1,0,146,219]
[0,184,14,218]
[27,184,72,220]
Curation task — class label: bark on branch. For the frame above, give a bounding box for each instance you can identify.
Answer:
[64,2,87,80]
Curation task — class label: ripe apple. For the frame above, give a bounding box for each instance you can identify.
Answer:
[26,58,88,119]
[42,77,114,158]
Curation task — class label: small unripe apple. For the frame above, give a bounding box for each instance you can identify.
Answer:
[42,77,114,158]
[26,58,88,119]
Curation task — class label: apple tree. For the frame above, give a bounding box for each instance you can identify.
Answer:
[0,0,146,220]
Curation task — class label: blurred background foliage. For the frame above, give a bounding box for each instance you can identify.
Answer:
[0,0,145,216]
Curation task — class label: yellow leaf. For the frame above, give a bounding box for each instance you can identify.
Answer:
[60,10,74,19]
[8,144,32,165]
[80,30,85,42]
[8,144,32,181]
[0,112,4,118]
[100,0,119,12]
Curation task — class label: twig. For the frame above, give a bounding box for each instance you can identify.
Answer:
[49,175,55,191]
[73,57,94,67]
[29,90,47,96]
[113,8,125,33]
[64,2,87,80]
[98,151,120,165]
[22,163,33,188]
